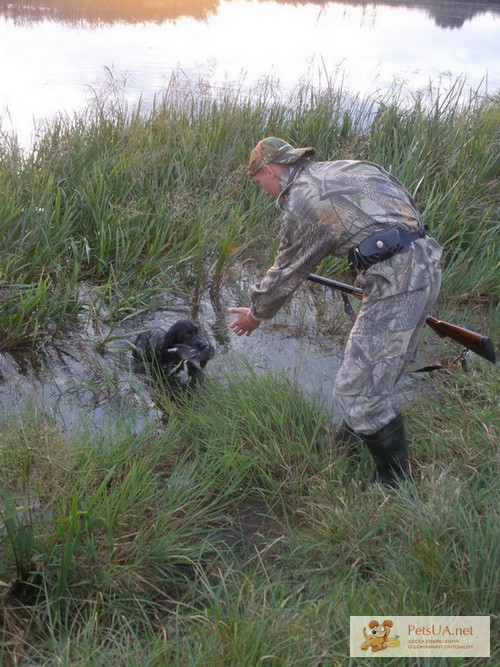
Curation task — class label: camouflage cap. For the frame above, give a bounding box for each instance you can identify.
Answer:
[248,137,315,176]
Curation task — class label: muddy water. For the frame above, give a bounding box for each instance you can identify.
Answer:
[0,277,420,431]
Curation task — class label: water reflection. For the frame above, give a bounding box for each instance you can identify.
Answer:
[341,1,500,29]
[1,0,499,29]
[2,0,498,149]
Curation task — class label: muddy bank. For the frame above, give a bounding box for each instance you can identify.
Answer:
[0,277,426,431]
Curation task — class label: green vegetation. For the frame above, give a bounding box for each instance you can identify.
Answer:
[1,367,498,664]
[1,77,499,663]
[1,76,498,349]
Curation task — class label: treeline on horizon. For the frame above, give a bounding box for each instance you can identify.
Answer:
[1,0,498,28]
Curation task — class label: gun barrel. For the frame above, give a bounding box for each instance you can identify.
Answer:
[308,273,363,298]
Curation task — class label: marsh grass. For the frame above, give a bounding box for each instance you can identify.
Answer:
[1,74,498,663]
[1,365,498,665]
[1,75,498,348]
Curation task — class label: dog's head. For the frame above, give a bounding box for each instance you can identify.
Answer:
[163,320,215,378]
[368,620,393,641]
[132,320,214,383]
[163,319,200,347]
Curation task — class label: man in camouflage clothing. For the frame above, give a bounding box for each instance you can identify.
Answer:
[229,137,442,485]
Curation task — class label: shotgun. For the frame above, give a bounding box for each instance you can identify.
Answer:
[308,273,496,365]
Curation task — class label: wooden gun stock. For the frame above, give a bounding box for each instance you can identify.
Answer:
[308,274,496,365]
[424,316,496,364]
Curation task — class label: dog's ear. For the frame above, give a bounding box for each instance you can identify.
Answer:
[368,621,379,629]
[383,620,393,628]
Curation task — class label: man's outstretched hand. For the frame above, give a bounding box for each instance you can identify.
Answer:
[228,307,261,336]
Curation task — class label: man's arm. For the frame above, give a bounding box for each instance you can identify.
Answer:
[249,213,336,320]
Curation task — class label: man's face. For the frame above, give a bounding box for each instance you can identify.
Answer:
[252,164,283,199]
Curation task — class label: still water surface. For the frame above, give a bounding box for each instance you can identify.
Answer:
[1,0,499,147]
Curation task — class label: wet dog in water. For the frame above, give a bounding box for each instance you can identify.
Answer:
[132,319,214,385]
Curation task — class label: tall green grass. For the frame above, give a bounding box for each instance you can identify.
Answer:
[1,75,498,349]
[1,76,498,663]
[1,366,498,664]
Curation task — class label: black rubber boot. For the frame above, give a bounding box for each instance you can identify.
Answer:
[361,414,410,486]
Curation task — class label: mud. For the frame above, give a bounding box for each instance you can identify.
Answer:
[0,276,425,431]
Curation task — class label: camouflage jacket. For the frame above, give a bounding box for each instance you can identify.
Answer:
[250,159,434,320]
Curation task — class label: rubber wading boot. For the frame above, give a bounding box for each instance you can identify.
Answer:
[361,414,410,486]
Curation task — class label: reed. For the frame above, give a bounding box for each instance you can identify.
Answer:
[1,74,498,349]
[1,365,497,664]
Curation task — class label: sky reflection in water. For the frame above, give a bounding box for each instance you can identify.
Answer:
[1,0,499,147]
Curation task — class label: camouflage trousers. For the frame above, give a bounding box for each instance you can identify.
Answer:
[333,238,442,435]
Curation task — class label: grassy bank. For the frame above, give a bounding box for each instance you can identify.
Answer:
[0,365,498,664]
[0,76,499,349]
[1,76,499,664]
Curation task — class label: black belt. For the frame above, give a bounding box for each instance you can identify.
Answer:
[348,225,427,271]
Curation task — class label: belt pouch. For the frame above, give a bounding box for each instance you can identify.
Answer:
[350,227,408,270]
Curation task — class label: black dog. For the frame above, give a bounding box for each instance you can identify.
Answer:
[132,319,214,384]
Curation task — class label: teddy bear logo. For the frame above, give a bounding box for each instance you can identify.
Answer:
[361,619,400,652]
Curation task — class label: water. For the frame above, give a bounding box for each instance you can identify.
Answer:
[0,278,423,432]
[1,0,499,147]
[0,280,342,429]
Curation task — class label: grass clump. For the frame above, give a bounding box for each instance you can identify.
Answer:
[1,366,498,664]
[1,75,498,348]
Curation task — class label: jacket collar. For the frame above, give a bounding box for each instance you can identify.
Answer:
[276,159,311,209]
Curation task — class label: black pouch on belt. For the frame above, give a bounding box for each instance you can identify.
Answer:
[348,226,427,271]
